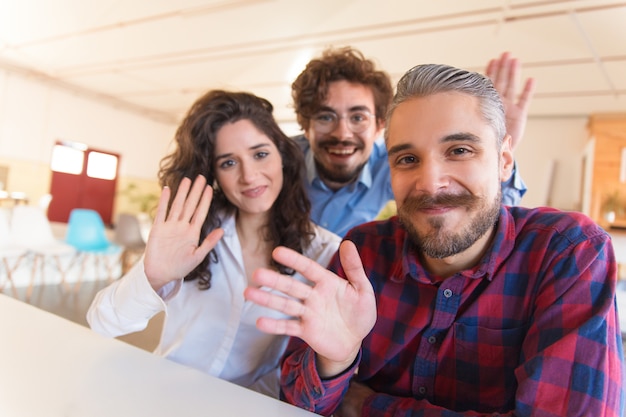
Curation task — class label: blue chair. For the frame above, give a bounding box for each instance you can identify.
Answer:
[65,208,122,289]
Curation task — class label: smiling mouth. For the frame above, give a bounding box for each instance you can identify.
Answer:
[242,186,266,197]
[326,146,357,156]
[420,205,454,214]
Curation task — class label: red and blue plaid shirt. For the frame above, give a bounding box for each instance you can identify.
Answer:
[280,206,624,416]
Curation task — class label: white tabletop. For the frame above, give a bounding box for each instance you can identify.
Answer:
[0,294,319,417]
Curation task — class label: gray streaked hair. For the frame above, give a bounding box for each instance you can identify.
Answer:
[385,64,506,146]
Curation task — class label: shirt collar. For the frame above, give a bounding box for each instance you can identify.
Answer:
[218,212,237,237]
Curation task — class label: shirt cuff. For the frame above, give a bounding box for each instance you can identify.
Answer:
[113,259,167,316]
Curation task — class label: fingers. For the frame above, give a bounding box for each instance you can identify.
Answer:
[487,51,516,99]
[181,176,208,221]
[338,240,370,294]
[270,246,330,285]
[166,175,209,222]
[153,186,171,225]
[245,285,304,316]
[198,228,225,254]
[190,184,213,228]
[486,52,535,107]
[517,77,537,113]
[261,242,369,296]
[255,316,302,337]
[504,55,519,100]
[168,177,191,220]
[250,267,313,301]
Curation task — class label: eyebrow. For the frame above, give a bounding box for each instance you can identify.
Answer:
[215,142,272,161]
[387,132,482,157]
[317,105,373,114]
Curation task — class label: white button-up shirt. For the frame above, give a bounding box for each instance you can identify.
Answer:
[87,214,340,398]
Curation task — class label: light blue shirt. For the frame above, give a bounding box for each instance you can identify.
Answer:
[501,161,527,206]
[294,135,526,237]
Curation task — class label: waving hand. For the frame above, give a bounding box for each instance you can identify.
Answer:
[143,175,224,291]
[486,52,536,150]
[244,240,377,377]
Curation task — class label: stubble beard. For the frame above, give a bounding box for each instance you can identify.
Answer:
[398,190,501,259]
[315,158,367,185]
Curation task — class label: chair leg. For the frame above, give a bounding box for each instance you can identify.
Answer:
[26,255,41,302]
[104,251,124,283]
[73,253,88,293]
[1,257,20,299]
[55,254,76,292]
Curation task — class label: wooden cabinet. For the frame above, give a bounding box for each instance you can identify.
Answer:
[585,114,626,227]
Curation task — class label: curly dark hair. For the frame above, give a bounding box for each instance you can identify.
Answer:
[158,90,314,289]
[291,46,393,131]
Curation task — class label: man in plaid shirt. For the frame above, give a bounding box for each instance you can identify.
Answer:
[245,63,624,416]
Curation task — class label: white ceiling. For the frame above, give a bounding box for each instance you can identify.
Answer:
[1,0,625,127]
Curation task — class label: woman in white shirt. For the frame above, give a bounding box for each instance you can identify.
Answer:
[87,90,340,398]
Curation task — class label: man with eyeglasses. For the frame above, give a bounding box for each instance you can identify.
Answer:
[291,47,534,237]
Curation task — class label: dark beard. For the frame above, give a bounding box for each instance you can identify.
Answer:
[398,190,501,259]
[314,139,366,185]
[314,158,366,185]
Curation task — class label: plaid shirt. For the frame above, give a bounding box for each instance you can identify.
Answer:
[280,206,624,416]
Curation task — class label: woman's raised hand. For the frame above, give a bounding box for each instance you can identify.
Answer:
[144,175,224,291]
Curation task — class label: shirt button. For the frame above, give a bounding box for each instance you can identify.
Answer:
[418,386,427,395]
[313,387,322,395]
[443,288,453,298]
[427,336,437,344]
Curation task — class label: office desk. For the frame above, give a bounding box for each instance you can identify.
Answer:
[0,294,319,417]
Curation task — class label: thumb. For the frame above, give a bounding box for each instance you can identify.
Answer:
[197,228,224,255]
[339,240,370,293]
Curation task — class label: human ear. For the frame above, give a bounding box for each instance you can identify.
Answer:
[499,134,515,182]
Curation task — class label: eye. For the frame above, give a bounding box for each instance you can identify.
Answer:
[314,112,336,123]
[254,151,269,159]
[449,147,472,157]
[349,112,368,123]
[395,154,417,166]
[218,159,236,169]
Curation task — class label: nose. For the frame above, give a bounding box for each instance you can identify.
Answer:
[330,116,353,139]
[413,159,449,194]
[239,160,257,183]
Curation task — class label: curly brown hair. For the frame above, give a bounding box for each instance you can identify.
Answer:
[159,90,314,289]
[291,46,393,131]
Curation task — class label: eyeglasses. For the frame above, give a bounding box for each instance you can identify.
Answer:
[311,110,374,134]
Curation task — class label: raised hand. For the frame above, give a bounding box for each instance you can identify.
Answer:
[244,240,377,377]
[143,175,224,291]
[485,52,536,150]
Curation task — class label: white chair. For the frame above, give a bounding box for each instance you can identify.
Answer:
[0,208,29,298]
[10,205,77,298]
[114,213,147,274]
[38,193,53,214]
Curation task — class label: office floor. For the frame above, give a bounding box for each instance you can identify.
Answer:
[2,278,164,352]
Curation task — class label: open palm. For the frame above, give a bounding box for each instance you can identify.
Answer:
[486,52,536,150]
[143,176,224,291]
[245,241,377,377]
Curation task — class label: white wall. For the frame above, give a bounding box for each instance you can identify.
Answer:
[514,116,588,211]
[0,68,176,180]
